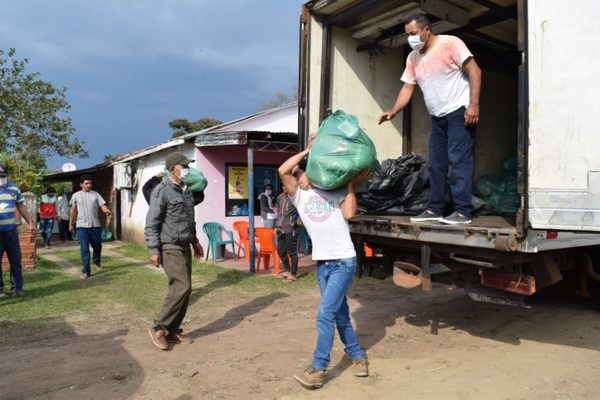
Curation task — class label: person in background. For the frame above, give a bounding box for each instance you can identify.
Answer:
[258,184,277,228]
[0,162,36,299]
[57,190,72,241]
[279,133,371,389]
[39,186,59,248]
[69,174,111,280]
[145,152,204,350]
[275,184,299,282]
[378,14,481,225]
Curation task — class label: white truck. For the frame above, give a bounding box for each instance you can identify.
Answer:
[298,0,600,305]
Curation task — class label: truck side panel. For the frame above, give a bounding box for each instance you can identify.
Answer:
[527,0,600,231]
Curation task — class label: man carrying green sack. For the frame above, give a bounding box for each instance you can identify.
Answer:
[142,160,207,205]
[306,110,378,190]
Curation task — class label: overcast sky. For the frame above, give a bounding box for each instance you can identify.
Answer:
[1,0,306,170]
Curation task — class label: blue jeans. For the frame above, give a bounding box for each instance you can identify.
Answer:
[311,257,366,371]
[39,218,55,246]
[76,227,102,276]
[0,228,24,291]
[428,106,475,217]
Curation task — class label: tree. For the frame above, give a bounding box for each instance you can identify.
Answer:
[168,117,222,138]
[259,87,298,110]
[0,48,88,172]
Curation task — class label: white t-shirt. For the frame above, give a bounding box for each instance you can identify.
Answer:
[71,190,106,228]
[401,35,473,117]
[291,187,356,261]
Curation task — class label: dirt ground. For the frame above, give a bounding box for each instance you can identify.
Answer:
[2,263,600,400]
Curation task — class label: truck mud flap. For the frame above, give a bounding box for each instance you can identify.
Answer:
[465,284,530,308]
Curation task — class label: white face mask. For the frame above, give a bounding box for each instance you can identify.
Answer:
[179,168,190,180]
[0,177,7,187]
[265,190,273,196]
[408,33,425,51]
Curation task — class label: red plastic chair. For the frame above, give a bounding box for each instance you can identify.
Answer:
[255,227,280,275]
[233,221,253,261]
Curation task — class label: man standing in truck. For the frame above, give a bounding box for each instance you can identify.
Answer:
[378,14,481,225]
[279,133,371,389]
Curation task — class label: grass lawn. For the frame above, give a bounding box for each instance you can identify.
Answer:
[0,242,319,345]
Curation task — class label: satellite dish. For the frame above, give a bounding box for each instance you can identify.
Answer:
[61,162,77,172]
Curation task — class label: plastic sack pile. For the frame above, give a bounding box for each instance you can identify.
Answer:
[306,110,378,190]
[357,154,494,216]
[357,154,430,215]
[475,155,519,215]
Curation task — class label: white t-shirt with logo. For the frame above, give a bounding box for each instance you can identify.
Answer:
[291,187,356,261]
[401,35,473,117]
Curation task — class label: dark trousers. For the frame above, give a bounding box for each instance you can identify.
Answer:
[154,247,192,334]
[0,228,23,291]
[277,228,299,275]
[428,106,475,217]
[58,219,72,241]
[76,227,102,276]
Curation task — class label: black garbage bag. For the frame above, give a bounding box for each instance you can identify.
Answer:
[358,154,429,215]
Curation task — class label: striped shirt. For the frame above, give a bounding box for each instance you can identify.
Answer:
[71,190,106,228]
[0,180,24,232]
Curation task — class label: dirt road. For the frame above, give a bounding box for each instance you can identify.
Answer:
[2,275,599,399]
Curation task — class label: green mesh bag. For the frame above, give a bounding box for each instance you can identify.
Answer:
[306,110,378,190]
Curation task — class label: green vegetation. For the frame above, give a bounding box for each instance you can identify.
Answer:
[0,243,318,345]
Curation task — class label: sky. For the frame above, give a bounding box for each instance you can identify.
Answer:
[1,0,306,170]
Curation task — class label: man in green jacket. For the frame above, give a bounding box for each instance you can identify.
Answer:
[145,152,204,350]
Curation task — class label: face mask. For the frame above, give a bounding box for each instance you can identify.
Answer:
[0,177,7,186]
[179,168,190,180]
[265,190,273,196]
[408,33,425,51]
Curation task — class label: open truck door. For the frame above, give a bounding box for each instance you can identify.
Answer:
[526,0,600,232]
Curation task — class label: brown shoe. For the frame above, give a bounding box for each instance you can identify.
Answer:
[95,264,103,271]
[352,358,369,377]
[0,292,9,301]
[13,289,26,298]
[166,330,193,344]
[148,328,169,350]
[293,367,326,389]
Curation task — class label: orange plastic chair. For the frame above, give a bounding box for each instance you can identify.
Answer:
[364,243,374,257]
[255,227,280,275]
[233,221,253,261]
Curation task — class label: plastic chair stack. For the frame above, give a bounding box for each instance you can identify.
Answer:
[232,220,254,261]
[202,222,237,264]
[254,227,279,274]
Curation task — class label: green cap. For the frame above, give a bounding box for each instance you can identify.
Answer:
[165,152,193,169]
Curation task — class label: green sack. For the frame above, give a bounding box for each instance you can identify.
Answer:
[475,176,506,196]
[101,228,114,242]
[491,192,520,214]
[501,155,518,173]
[306,110,378,190]
[162,166,208,192]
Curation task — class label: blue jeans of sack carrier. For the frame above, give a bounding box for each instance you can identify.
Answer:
[311,257,366,371]
[76,227,102,276]
[428,106,475,217]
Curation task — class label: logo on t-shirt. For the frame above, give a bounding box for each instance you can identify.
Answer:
[304,194,335,222]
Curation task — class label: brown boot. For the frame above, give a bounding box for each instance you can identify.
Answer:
[352,358,369,377]
[166,329,193,344]
[293,367,326,389]
[148,328,168,350]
